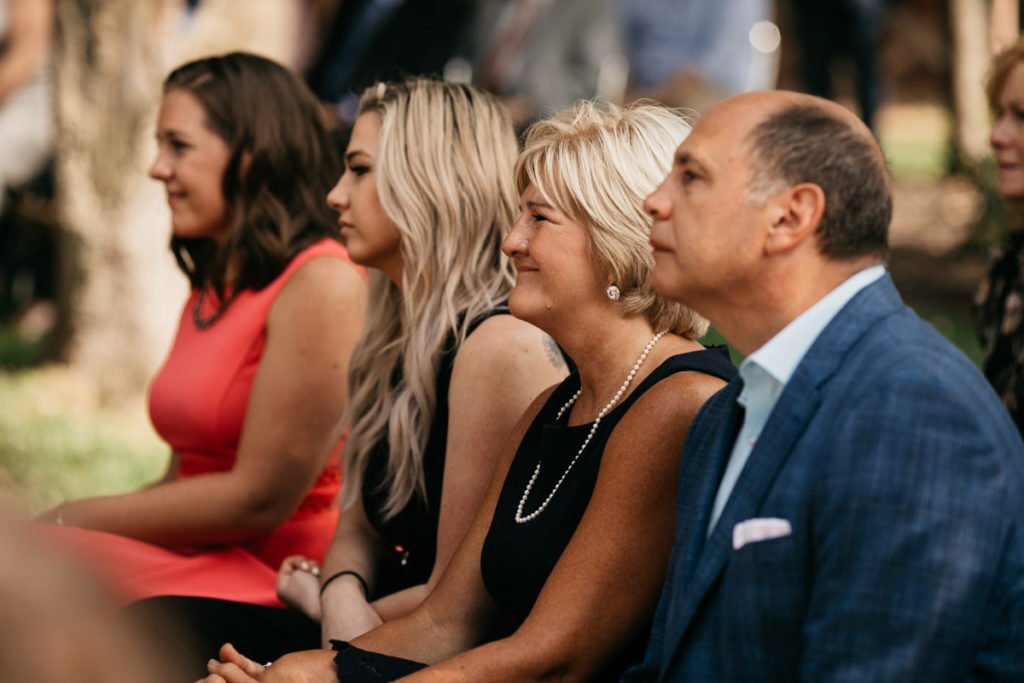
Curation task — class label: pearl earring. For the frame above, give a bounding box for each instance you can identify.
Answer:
[606,284,621,301]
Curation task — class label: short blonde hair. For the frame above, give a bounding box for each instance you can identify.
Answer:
[516,101,709,339]
[988,40,1024,111]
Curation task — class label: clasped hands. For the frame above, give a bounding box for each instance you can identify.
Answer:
[197,643,336,683]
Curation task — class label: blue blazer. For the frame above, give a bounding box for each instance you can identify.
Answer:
[625,275,1024,682]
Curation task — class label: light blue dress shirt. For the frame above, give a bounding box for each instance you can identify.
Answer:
[707,265,887,536]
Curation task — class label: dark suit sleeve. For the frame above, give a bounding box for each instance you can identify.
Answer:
[620,572,669,682]
[801,355,1024,681]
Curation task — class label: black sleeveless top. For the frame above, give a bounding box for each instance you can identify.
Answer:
[480,347,736,676]
[360,306,509,597]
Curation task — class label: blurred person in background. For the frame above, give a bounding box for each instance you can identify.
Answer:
[620,0,774,113]
[128,78,565,677]
[38,52,367,609]
[0,0,52,213]
[457,0,626,131]
[0,0,55,336]
[303,0,475,132]
[790,0,886,132]
[976,39,1024,432]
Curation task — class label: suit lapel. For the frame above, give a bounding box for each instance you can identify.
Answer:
[661,274,907,667]
[665,372,822,647]
[674,379,744,583]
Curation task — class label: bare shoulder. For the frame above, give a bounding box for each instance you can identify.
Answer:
[631,368,727,427]
[278,254,366,304]
[605,368,729,467]
[446,313,566,449]
[270,254,367,326]
[453,313,568,380]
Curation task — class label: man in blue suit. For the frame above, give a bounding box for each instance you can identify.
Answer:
[627,90,1024,681]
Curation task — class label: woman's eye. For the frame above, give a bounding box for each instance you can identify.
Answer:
[169,139,189,152]
[349,165,370,176]
[532,213,547,223]
[681,169,697,184]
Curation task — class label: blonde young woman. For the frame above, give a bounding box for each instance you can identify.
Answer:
[139,79,565,673]
[204,103,737,683]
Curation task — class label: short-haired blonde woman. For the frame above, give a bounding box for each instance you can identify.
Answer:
[133,79,565,672]
[204,102,736,682]
[976,39,1024,432]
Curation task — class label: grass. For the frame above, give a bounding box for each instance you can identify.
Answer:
[0,368,167,512]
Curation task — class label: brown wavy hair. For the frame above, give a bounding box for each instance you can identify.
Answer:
[163,52,341,301]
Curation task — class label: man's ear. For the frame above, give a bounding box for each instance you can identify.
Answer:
[763,182,825,255]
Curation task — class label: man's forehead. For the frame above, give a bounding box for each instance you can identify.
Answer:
[674,128,746,171]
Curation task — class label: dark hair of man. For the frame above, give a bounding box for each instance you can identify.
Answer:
[163,52,341,303]
[746,103,891,260]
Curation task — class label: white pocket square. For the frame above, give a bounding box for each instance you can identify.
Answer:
[732,517,792,550]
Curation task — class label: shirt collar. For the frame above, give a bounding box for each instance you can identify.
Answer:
[742,264,886,386]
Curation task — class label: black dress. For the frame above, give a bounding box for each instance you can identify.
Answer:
[332,347,737,682]
[124,306,510,677]
[974,231,1024,433]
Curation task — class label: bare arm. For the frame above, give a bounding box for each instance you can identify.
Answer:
[209,368,725,683]
[374,316,566,620]
[399,371,726,682]
[54,256,367,546]
[319,316,567,641]
[317,489,390,644]
[0,0,52,104]
[347,385,558,664]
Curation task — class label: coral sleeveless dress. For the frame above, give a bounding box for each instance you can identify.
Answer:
[44,239,354,607]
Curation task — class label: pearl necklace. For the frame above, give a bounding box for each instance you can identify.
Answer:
[514,331,666,524]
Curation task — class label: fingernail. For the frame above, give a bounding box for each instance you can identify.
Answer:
[313,566,321,576]
[207,659,219,670]
[301,561,309,570]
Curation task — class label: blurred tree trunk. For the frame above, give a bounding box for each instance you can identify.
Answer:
[949,0,992,170]
[53,0,299,402]
[53,0,183,402]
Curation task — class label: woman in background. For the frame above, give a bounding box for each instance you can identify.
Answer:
[977,39,1024,432]
[41,52,366,607]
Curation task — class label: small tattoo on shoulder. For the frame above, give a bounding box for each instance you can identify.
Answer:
[543,335,567,370]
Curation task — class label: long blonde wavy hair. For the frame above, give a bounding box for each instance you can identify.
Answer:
[343,80,518,518]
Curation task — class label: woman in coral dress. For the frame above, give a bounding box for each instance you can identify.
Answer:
[38,53,366,608]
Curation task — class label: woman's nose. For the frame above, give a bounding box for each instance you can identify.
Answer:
[148,153,171,181]
[502,219,529,258]
[326,175,349,212]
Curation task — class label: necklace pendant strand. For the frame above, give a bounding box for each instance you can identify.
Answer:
[514,331,666,524]
[193,288,235,330]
